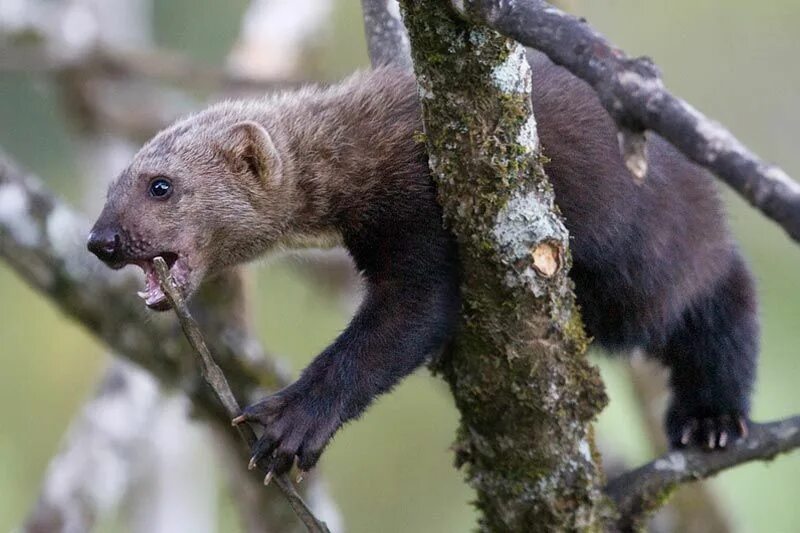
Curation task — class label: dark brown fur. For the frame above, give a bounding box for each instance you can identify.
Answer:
[88,53,759,474]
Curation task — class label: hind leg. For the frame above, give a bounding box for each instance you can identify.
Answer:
[654,255,759,449]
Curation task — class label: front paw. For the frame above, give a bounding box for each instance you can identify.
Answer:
[233,387,342,478]
[666,404,749,450]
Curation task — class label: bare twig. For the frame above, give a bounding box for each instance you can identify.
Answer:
[153,257,330,533]
[453,0,800,243]
[606,415,800,530]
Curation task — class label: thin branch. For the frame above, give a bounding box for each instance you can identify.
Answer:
[606,415,800,530]
[454,0,800,243]
[153,258,330,533]
[360,0,412,69]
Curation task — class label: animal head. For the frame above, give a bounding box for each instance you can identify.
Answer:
[87,107,289,310]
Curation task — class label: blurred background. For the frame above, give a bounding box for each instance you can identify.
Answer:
[0,0,798,531]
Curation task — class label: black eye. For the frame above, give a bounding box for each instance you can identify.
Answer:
[149,177,172,198]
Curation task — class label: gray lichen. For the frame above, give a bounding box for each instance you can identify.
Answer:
[654,453,687,473]
[492,189,568,296]
[517,114,539,153]
[491,44,531,94]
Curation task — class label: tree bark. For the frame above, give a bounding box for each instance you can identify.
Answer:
[400,2,608,530]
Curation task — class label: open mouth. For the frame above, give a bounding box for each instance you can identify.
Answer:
[134,252,190,311]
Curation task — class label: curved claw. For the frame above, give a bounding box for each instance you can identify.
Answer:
[738,417,750,440]
[680,420,697,446]
[238,386,342,477]
[669,408,750,451]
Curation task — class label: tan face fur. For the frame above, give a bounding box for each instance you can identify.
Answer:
[88,67,424,310]
[88,108,290,310]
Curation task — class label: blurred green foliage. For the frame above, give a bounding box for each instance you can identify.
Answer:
[0,0,798,531]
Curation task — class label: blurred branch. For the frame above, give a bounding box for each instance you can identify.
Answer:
[0,46,305,91]
[453,0,800,243]
[360,0,412,69]
[223,1,342,529]
[154,258,330,533]
[0,46,294,141]
[1,24,304,141]
[606,415,800,530]
[21,360,160,533]
[19,3,219,531]
[0,150,331,533]
[3,0,343,527]
[4,2,342,531]
[229,0,334,80]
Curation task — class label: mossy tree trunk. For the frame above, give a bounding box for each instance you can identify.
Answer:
[400,1,609,530]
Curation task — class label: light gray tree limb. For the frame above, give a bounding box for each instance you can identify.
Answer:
[4,0,344,529]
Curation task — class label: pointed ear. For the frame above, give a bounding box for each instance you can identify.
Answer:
[222,121,283,182]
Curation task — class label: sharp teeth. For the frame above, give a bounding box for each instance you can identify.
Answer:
[145,288,166,306]
[134,254,186,307]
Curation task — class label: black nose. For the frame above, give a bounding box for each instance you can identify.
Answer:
[87,229,121,264]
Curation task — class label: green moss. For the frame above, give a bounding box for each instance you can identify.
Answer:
[628,486,678,532]
[401,0,609,530]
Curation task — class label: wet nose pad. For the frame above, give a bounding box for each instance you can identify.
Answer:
[87,230,121,264]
